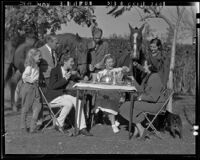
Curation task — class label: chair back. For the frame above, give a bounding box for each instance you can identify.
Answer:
[157,88,174,113]
[157,88,174,103]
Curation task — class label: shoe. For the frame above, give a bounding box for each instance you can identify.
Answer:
[30,128,40,134]
[112,125,120,133]
[55,125,65,133]
[79,128,93,136]
[115,120,120,127]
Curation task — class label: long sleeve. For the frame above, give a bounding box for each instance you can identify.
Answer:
[48,67,69,90]
[140,73,163,102]
[22,66,39,83]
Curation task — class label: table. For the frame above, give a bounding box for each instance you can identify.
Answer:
[72,82,138,139]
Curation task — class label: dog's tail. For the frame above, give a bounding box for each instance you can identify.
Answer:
[183,106,194,126]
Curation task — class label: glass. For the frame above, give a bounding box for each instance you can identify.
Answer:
[92,73,97,83]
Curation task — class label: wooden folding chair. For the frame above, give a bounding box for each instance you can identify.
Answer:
[138,88,174,139]
[38,87,65,133]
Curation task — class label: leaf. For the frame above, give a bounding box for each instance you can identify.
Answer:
[107,6,118,15]
[113,7,125,18]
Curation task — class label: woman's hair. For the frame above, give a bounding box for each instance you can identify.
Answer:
[24,48,41,68]
[150,38,163,51]
[104,55,116,67]
[60,53,73,66]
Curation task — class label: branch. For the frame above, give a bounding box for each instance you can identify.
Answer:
[134,6,143,20]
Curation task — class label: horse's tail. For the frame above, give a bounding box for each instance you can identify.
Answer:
[4,62,16,83]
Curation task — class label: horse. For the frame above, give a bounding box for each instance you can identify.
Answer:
[115,23,146,85]
[4,33,91,112]
[55,33,91,78]
[4,34,37,112]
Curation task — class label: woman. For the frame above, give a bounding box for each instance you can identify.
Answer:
[120,59,165,138]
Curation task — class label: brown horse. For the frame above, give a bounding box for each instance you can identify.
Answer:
[115,23,146,85]
[4,33,91,112]
[4,34,37,112]
[55,33,91,78]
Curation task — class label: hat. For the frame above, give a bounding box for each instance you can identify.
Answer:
[92,27,103,38]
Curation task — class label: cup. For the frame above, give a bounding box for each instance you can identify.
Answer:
[92,73,97,83]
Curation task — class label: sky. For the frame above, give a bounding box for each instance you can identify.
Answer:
[56,6,197,44]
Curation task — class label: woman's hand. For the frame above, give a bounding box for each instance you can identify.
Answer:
[143,61,151,74]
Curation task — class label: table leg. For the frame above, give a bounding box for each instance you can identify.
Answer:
[129,93,134,140]
[75,89,80,135]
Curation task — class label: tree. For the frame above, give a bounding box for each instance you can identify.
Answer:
[5,5,96,40]
[107,6,186,112]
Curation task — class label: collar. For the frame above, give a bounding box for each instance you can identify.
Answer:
[61,66,66,78]
[45,44,52,53]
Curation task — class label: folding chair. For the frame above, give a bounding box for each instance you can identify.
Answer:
[38,86,64,133]
[137,88,174,139]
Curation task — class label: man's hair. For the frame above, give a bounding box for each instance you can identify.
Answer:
[60,54,73,66]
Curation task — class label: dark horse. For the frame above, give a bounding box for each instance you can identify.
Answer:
[116,23,146,85]
[4,33,91,112]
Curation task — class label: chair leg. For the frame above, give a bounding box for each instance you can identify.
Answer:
[143,113,162,139]
[42,107,63,133]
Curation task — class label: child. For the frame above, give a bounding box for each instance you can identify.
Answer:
[95,55,129,133]
[20,48,42,133]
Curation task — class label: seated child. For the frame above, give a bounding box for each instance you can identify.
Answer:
[94,55,129,133]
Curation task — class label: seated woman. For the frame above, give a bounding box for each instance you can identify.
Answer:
[46,54,93,136]
[119,60,164,138]
[94,55,130,133]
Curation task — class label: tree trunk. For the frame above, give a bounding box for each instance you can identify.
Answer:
[166,28,177,112]
[166,7,185,112]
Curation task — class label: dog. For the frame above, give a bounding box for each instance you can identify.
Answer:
[143,111,182,139]
[163,111,183,139]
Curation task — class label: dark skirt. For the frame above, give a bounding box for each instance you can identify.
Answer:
[95,90,120,115]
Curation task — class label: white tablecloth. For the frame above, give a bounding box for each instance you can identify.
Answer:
[73,82,137,91]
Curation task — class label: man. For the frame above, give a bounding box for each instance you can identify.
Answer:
[87,26,110,78]
[39,35,59,88]
[46,54,93,136]
[38,35,59,127]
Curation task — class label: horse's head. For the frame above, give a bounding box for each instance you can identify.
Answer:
[129,23,145,60]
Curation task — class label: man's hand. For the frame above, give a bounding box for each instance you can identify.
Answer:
[83,76,89,81]
[94,63,101,69]
[89,64,95,71]
[71,70,78,75]
[64,71,71,80]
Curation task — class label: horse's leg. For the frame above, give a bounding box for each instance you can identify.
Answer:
[10,70,21,112]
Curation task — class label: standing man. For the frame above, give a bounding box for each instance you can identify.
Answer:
[39,35,59,88]
[37,35,59,127]
[87,26,110,78]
